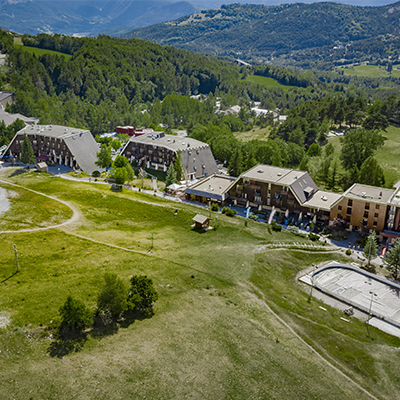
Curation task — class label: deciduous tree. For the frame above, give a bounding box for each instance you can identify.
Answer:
[59,296,92,334]
[97,273,127,319]
[127,275,158,311]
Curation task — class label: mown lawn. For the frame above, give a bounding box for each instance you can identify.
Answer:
[0,169,399,399]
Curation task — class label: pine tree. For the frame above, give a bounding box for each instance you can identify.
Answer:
[20,134,35,165]
[165,163,177,187]
[174,151,183,182]
[228,147,244,177]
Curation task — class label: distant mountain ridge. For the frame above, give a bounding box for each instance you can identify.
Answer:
[0,0,198,35]
[123,2,400,61]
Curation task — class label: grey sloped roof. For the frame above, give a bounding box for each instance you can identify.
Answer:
[64,131,99,174]
[192,214,209,224]
[0,109,38,127]
[127,133,208,152]
[289,172,319,204]
[181,146,218,178]
[185,174,235,201]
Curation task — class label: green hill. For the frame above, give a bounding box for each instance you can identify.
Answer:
[123,2,400,64]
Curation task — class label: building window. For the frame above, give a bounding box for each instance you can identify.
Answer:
[373,221,377,227]
[347,207,352,215]
[375,204,380,210]
[338,205,342,211]
[348,199,353,207]
[364,211,369,218]
[365,203,370,210]
[255,196,262,203]
[374,213,379,219]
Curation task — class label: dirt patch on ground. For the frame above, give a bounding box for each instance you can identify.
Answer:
[0,313,11,329]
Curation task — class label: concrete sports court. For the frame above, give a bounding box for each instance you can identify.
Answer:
[310,263,400,329]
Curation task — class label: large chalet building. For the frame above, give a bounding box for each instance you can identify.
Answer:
[121,132,218,180]
[188,163,400,242]
[226,164,342,223]
[5,125,99,174]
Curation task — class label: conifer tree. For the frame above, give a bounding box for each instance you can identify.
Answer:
[165,163,177,187]
[174,151,183,182]
[20,134,35,165]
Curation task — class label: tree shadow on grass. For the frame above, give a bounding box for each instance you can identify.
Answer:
[91,308,154,338]
[9,168,28,177]
[47,332,88,359]
[119,307,154,329]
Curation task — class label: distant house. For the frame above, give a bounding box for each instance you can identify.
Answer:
[121,132,218,181]
[0,92,15,109]
[116,126,154,137]
[0,109,38,127]
[5,125,99,174]
[192,214,210,230]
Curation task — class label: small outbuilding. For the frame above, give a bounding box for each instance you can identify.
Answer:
[192,214,210,230]
[36,162,48,172]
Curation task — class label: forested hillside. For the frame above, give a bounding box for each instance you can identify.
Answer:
[0,0,198,36]
[125,2,400,67]
[1,32,400,190]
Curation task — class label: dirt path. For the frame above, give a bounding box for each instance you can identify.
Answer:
[0,178,81,234]
[245,281,380,400]
[0,177,382,399]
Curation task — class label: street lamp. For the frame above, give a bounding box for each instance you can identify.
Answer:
[366,290,377,338]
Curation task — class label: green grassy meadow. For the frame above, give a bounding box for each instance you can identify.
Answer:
[326,125,400,188]
[337,64,400,78]
[245,75,295,92]
[233,125,271,142]
[13,43,71,60]
[0,168,400,399]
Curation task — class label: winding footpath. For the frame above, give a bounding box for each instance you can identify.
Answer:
[0,178,81,234]
[0,175,381,400]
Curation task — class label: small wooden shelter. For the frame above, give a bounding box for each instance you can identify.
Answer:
[36,162,48,172]
[192,214,210,230]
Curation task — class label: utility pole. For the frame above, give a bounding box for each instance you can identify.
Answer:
[13,244,20,273]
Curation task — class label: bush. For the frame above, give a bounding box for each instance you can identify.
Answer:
[309,233,320,242]
[346,249,352,256]
[92,170,101,178]
[222,207,236,217]
[211,203,219,212]
[271,221,282,231]
[59,296,92,334]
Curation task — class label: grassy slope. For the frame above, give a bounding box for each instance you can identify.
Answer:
[245,75,294,92]
[337,65,400,78]
[13,42,71,60]
[0,169,400,399]
[326,125,400,188]
[233,125,271,142]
